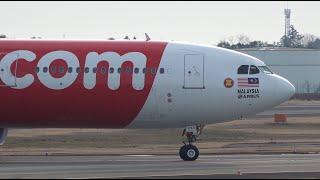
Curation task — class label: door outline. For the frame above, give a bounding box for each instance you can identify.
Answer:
[0,52,19,87]
[183,54,205,89]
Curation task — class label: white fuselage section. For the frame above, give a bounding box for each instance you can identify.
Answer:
[130,42,295,128]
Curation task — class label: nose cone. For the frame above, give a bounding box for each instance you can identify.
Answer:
[275,75,295,103]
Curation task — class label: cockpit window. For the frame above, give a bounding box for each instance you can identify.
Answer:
[249,65,260,74]
[237,65,249,74]
[258,66,273,74]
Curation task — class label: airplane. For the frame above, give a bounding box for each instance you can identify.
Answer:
[0,39,295,161]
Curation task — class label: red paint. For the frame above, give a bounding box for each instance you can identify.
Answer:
[0,40,168,128]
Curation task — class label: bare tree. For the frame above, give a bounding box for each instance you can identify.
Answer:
[227,36,236,45]
[237,34,251,45]
[219,35,250,47]
[307,38,320,49]
[217,40,231,48]
[300,33,317,47]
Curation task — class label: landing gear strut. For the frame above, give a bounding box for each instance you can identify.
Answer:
[179,124,203,161]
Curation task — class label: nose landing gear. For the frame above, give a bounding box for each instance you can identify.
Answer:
[179,144,199,161]
[179,125,203,161]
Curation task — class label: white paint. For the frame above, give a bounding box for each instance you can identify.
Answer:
[37,51,79,90]
[129,42,295,128]
[84,52,147,90]
[0,50,35,89]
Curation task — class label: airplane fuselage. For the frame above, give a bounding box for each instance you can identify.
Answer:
[0,40,295,129]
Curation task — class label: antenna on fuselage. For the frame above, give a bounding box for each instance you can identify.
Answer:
[145,33,151,41]
[124,35,130,40]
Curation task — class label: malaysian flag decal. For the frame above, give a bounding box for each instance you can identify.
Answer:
[238,78,259,87]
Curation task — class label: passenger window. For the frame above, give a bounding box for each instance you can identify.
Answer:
[50,66,56,73]
[124,67,131,74]
[237,65,249,74]
[43,67,48,73]
[76,67,81,73]
[109,67,114,74]
[68,67,72,73]
[160,68,165,74]
[249,65,260,74]
[100,67,107,74]
[59,67,65,74]
[84,67,89,73]
[134,68,139,74]
[151,68,157,75]
[35,67,40,73]
[117,68,121,74]
[143,68,147,74]
[93,67,97,73]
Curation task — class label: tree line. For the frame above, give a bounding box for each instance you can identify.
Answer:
[218,25,320,49]
[1,25,320,49]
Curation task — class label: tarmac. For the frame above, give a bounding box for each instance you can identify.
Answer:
[1,102,320,178]
[1,154,320,178]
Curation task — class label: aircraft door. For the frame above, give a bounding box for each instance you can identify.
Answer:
[183,54,205,89]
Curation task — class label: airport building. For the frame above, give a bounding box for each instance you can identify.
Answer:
[238,48,320,94]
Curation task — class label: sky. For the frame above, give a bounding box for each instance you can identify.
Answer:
[0,1,319,45]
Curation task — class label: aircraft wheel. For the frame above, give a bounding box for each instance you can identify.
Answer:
[179,144,199,161]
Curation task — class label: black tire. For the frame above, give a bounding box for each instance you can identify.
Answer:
[179,145,188,160]
[179,144,199,161]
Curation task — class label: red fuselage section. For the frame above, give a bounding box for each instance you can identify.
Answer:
[0,40,167,128]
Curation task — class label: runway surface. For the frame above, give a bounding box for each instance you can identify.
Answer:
[1,154,320,178]
[1,102,320,178]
